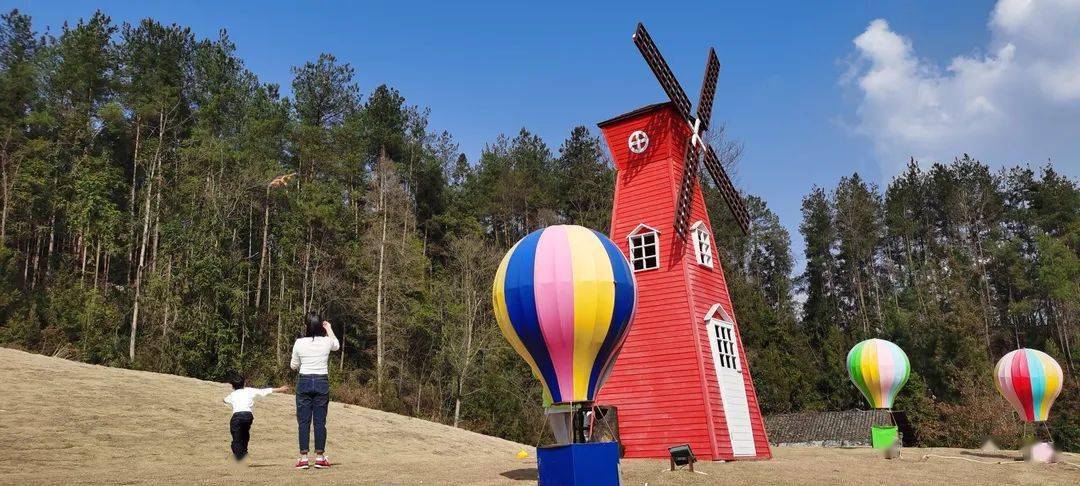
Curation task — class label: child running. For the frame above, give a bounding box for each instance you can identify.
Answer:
[223,375,288,461]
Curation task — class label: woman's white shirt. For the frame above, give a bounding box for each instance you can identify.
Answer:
[290,335,340,375]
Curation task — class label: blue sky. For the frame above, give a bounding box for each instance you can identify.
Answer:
[9,1,1079,272]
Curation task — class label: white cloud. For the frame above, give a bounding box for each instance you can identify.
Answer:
[846,0,1080,175]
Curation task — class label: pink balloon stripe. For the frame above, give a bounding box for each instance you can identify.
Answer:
[877,341,895,407]
[533,226,576,401]
[996,353,1025,421]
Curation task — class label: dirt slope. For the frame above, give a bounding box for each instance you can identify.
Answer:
[1,347,1077,485]
[0,347,532,485]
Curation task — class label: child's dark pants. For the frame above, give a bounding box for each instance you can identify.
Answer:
[230,411,254,460]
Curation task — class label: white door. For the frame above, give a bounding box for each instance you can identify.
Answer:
[706,317,756,456]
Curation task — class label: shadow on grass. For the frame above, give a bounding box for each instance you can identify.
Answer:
[500,468,538,481]
[960,450,1021,461]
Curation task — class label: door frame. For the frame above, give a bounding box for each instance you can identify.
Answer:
[704,303,756,457]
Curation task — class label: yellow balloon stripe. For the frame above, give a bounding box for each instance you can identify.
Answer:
[861,341,880,406]
[1037,352,1062,420]
[566,226,615,401]
[492,244,553,405]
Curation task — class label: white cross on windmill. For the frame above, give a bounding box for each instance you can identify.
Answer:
[628,130,650,153]
[689,117,704,150]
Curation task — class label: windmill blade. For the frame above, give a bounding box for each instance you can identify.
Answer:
[673,142,702,239]
[696,48,720,133]
[701,144,750,234]
[633,23,693,121]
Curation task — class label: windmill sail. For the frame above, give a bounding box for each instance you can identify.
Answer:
[696,49,720,133]
[633,23,692,121]
[702,145,750,233]
[674,48,720,238]
[674,143,702,238]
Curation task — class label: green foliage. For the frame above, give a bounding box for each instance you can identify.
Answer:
[797,158,1078,449]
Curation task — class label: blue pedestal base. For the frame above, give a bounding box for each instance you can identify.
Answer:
[537,442,620,486]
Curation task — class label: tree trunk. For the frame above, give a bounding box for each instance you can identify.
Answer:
[276,260,285,367]
[453,240,482,428]
[130,115,164,361]
[150,161,163,275]
[302,226,312,315]
[453,319,474,428]
[246,205,252,301]
[338,322,345,371]
[974,237,994,356]
[266,248,272,313]
[869,257,884,324]
[29,231,40,288]
[0,164,7,244]
[453,383,463,428]
[415,364,425,416]
[1063,307,1074,373]
[127,121,141,285]
[340,283,352,370]
[311,262,321,311]
[375,150,388,395]
[44,211,55,280]
[853,266,869,334]
[255,187,270,308]
[162,259,172,340]
[93,237,101,288]
[0,131,15,245]
[79,228,88,278]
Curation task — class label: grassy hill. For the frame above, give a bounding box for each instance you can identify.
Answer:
[0,347,1076,485]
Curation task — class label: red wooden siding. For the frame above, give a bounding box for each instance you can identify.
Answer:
[595,103,771,460]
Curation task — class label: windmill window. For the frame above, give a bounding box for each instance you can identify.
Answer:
[627,225,660,272]
[691,222,713,268]
[710,319,741,371]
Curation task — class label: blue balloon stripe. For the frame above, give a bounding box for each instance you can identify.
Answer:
[602,233,637,391]
[1026,350,1046,420]
[503,229,564,403]
[586,230,637,397]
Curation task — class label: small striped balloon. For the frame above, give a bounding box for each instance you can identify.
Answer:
[492,225,637,405]
[847,339,910,409]
[994,348,1063,423]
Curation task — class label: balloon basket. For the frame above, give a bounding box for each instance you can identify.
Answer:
[546,403,592,445]
[871,425,899,449]
[537,441,621,486]
[1021,421,1055,447]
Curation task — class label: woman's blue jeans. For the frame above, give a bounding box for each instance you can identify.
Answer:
[296,374,330,453]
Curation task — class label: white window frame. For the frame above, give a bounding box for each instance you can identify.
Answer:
[690,221,714,268]
[627,224,660,272]
[704,304,741,372]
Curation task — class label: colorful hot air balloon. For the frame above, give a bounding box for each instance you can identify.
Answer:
[994,348,1063,423]
[492,225,637,405]
[847,339,910,409]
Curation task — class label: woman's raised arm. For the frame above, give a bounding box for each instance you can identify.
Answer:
[323,321,340,351]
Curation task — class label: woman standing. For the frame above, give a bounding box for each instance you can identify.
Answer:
[290,313,340,469]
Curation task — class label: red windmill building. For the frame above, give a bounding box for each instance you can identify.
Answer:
[594,24,771,461]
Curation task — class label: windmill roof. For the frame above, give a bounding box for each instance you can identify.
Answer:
[597,102,674,128]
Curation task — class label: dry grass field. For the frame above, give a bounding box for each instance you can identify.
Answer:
[1,347,1077,485]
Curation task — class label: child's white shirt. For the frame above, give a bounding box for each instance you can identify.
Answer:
[224,387,274,413]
